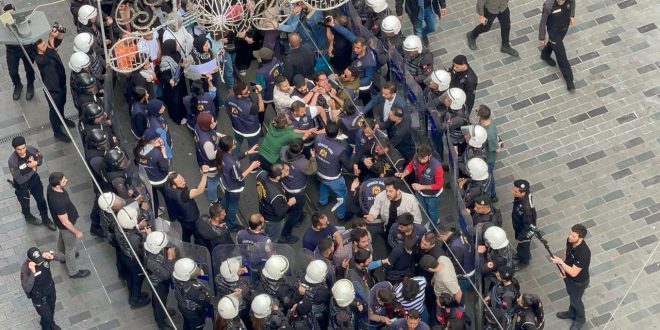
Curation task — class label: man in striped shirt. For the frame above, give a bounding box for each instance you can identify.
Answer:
[393,276,429,323]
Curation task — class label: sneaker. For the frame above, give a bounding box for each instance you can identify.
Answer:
[277,235,299,244]
[13,85,23,101]
[556,311,575,320]
[24,213,42,226]
[157,207,165,217]
[466,32,477,50]
[180,118,187,126]
[540,54,556,67]
[69,269,91,278]
[54,134,72,143]
[239,69,247,77]
[500,45,519,57]
[26,85,34,100]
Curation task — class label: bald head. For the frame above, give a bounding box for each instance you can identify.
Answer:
[288,33,301,48]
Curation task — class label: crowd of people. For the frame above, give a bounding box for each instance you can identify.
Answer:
[9,0,592,329]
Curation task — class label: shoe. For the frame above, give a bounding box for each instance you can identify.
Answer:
[422,35,430,48]
[69,269,91,278]
[13,85,22,101]
[540,55,556,67]
[54,134,72,143]
[26,85,34,100]
[277,235,299,244]
[556,311,575,320]
[239,69,247,77]
[466,32,477,50]
[24,213,42,226]
[491,195,499,203]
[567,81,576,91]
[90,226,106,238]
[42,219,58,231]
[500,45,519,57]
[64,119,76,128]
[331,198,345,212]
[180,118,187,125]
[514,262,529,272]
[570,319,585,330]
[129,293,151,309]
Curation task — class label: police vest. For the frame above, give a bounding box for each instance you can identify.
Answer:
[315,135,346,181]
[258,275,283,297]
[130,101,148,137]
[174,279,210,311]
[289,109,316,131]
[405,51,433,83]
[215,277,249,311]
[413,157,443,197]
[227,94,260,137]
[102,168,128,194]
[89,52,104,80]
[220,153,245,193]
[353,51,377,88]
[184,92,216,128]
[282,154,310,194]
[193,126,218,170]
[30,260,54,298]
[137,147,169,185]
[257,60,282,102]
[464,178,492,206]
[447,109,467,143]
[339,111,364,146]
[360,177,386,214]
[116,228,142,260]
[145,250,169,283]
[300,279,329,317]
[256,171,287,220]
[331,302,356,329]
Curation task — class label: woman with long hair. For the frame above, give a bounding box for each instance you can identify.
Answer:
[215,135,260,231]
[159,39,187,125]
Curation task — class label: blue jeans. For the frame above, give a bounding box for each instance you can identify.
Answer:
[221,191,241,230]
[487,161,496,197]
[319,177,348,220]
[265,219,286,242]
[234,133,259,163]
[223,54,234,89]
[416,193,440,227]
[206,173,219,202]
[415,6,437,37]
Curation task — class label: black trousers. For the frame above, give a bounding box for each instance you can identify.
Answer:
[15,174,48,217]
[152,280,172,327]
[118,252,145,303]
[90,193,102,230]
[281,191,305,238]
[180,220,196,243]
[516,241,531,265]
[7,49,35,88]
[179,306,206,330]
[31,286,58,330]
[471,7,511,45]
[46,90,67,136]
[565,278,589,322]
[542,28,574,82]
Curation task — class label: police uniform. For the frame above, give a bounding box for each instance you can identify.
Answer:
[21,248,64,330]
[462,177,493,209]
[459,145,487,178]
[8,137,52,227]
[173,277,213,329]
[280,146,316,240]
[256,171,290,242]
[219,151,247,231]
[405,50,434,87]
[293,278,331,329]
[511,180,536,267]
[194,215,233,253]
[358,177,386,215]
[82,131,109,237]
[227,92,261,162]
[144,247,175,329]
[183,90,216,129]
[136,135,171,212]
[130,99,149,138]
[539,0,575,89]
[256,274,297,312]
[115,221,150,306]
[449,58,479,114]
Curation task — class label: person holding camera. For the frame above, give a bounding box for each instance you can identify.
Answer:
[3,4,36,101]
[227,80,264,163]
[511,179,537,271]
[21,247,65,330]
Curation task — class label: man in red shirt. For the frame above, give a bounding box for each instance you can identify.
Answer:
[396,144,444,227]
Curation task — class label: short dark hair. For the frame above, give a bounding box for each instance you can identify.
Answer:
[312,71,327,82]
[274,75,288,85]
[477,105,491,119]
[248,214,264,229]
[423,231,438,245]
[289,138,304,155]
[269,163,287,179]
[346,65,359,78]
[291,100,306,112]
[353,37,367,46]
[384,177,401,190]
[401,278,421,301]
[325,121,340,138]
[311,212,326,227]
[167,172,181,186]
[352,218,367,228]
[382,81,397,93]
[233,80,248,94]
[134,87,148,100]
[377,288,394,304]
[403,235,418,251]
[33,38,44,49]
[350,228,369,243]
[361,117,376,130]
[390,105,404,118]
[318,237,334,253]
[209,203,225,218]
[416,143,433,158]
[571,224,588,238]
[407,309,421,319]
[354,248,371,264]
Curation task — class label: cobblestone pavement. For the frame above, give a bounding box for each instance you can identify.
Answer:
[0,0,658,329]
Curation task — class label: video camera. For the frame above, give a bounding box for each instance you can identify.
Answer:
[524,224,545,241]
[52,21,65,33]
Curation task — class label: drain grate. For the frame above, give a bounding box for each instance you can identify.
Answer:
[0,114,79,144]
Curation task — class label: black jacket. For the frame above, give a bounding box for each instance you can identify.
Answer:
[396,0,445,23]
[35,47,66,94]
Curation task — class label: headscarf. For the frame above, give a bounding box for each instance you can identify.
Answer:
[161,39,181,63]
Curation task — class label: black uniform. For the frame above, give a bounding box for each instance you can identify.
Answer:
[511,192,536,266]
[116,224,150,306]
[6,44,36,98]
[173,278,213,330]
[144,248,175,329]
[450,66,478,115]
[35,40,69,138]
[539,0,575,88]
[21,252,65,330]
[8,145,50,223]
[164,185,201,243]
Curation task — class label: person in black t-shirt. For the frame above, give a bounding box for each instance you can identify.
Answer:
[46,172,90,278]
[551,224,590,330]
[163,166,209,243]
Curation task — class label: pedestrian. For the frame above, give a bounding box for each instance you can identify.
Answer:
[395,0,447,48]
[539,0,576,90]
[21,247,65,330]
[511,180,537,271]
[4,4,36,101]
[466,0,519,57]
[365,177,423,244]
[8,136,55,230]
[378,106,416,162]
[551,224,591,330]
[477,105,503,202]
[46,172,90,278]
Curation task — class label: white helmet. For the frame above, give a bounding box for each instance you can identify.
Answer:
[116,203,139,229]
[73,32,94,53]
[251,294,273,319]
[366,0,388,13]
[220,256,243,282]
[403,35,423,53]
[381,16,401,35]
[484,226,509,249]
[173,258,198,281]
[466,125,488,148]
[218,294,241,319]
[447,87,466,110]
[332,279,356,307]
[262,255,289,280]
[144,231,169,254]
[304,260,328,284]
[467,158,489,181]
[97,192,116,212]
[430,70,451,92]
[69,52,90,73]
[77,5,97,25]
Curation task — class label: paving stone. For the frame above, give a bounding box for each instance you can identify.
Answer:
[597,300,619,315]
[596,86,617,97]
[623,137,644,148]
[518,157,540,169]
[631,40,650,52]
[96,319,121,330]
[539,73,559,85]
[536,116,556,128]
[530,93,550,104]
[606,26,625,36]
[584,197,605,209]
[591,313,613,327]
[636,63,657,74]
[586,150,607,162]
[601,238,623,251]
[616,242,639,255]
[587,2,607,11]
[642,86,660,97]
[604,277,626,290]
[479,79,494,89]
[645,262,660,274]
[515,26,534,37]
[646,213,660,225]
[603,189,625,202]
[579,51,600,62]
[69,311,92,325]
[610,168,632,181]
[589,64,610,75]
[507,143,529,156]
[553,190,575,202]
[649,303,660,314]
[629,209,651,221]
[497,95,517,107]
[617,0,637,9]
[616,113,637,124]
[568,57,582,66]
[547,288,568,302]
[637,23,657,33]
[567,157,588,169]
[511,99,532,110]
[641,175,660,187]
[634,151,655,163]
[569,113,590,124]
[523,8,542,18]
[636,234,658,247]
[634,197,656,209]
[502,56,521,65]
[537,150,558,162]
[627,309,651,322]
[587,106,608,117]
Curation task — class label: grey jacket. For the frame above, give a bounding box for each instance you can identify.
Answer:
[476,0,510,16]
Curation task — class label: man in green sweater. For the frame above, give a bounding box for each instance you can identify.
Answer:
[258,113,315,172]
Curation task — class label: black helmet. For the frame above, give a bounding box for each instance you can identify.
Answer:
[75,72,96,91]
[80,102,105,124]
[104,148,128,171]
[85,128,108,149]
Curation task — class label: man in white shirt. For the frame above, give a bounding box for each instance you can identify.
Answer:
[420,254,463,304]
[273,75,296,114]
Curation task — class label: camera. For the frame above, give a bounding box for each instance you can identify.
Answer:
[525,224,545,240]
[52,21,66,33]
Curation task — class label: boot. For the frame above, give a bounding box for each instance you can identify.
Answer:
[13,85,23,101]
[41,214,57,231]
[26,85,35,100]
[24,213,42,226]
[567,80,576,91]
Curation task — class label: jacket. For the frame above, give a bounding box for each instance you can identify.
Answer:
[363,93,407,123]
[368,191,423,225]
[35,47,67,94]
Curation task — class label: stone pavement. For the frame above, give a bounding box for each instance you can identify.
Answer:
[0,0,658,330]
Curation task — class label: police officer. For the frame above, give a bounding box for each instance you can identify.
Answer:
[458,124,488,178]
[193,112,221,203]
[330,279,366,329]
[366,0,393,36]
[539,0,576,90]
[115,202,151,308]
[21,247,65,330]
[293,260,332,329]
[73,32,105,86]
[388,213,427,249]
[333,103,363,149]
[78,102,113,144]
[470,195,503,238]
[251,293,290,328]
[511,179,537,271]
[227,80,264,162]
[257,255,297,311]
[8,136,55,229]
[289,100,327,152]
[513,293,544,330]
[83,128,110,237]
[130,87,150,138]
[254,47,283,126]
[101,149,134,200]
[195,203,233,253]
[403,35,434,88]
[144,231,177,330]
[136,127,171,214]
[72,72,103,113]
[164,169,209,243]
[466,0,519,57]
[315,122,353,222]
[380,16,405,52]
[486,266,520,312]
[217,293,248,329]
[353,119,388,180]
[459,158,492,209]
[449,55,479,115]
[256,164,295,242]
[280,138,317,242]
[173,258,213,330]
[4,4,36,101]
[424,69,452,160]
[478,226,514,291]
[433,88,469,155]
[356,172,386,216]
[214,257,251,326]
[368,139,405,178]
